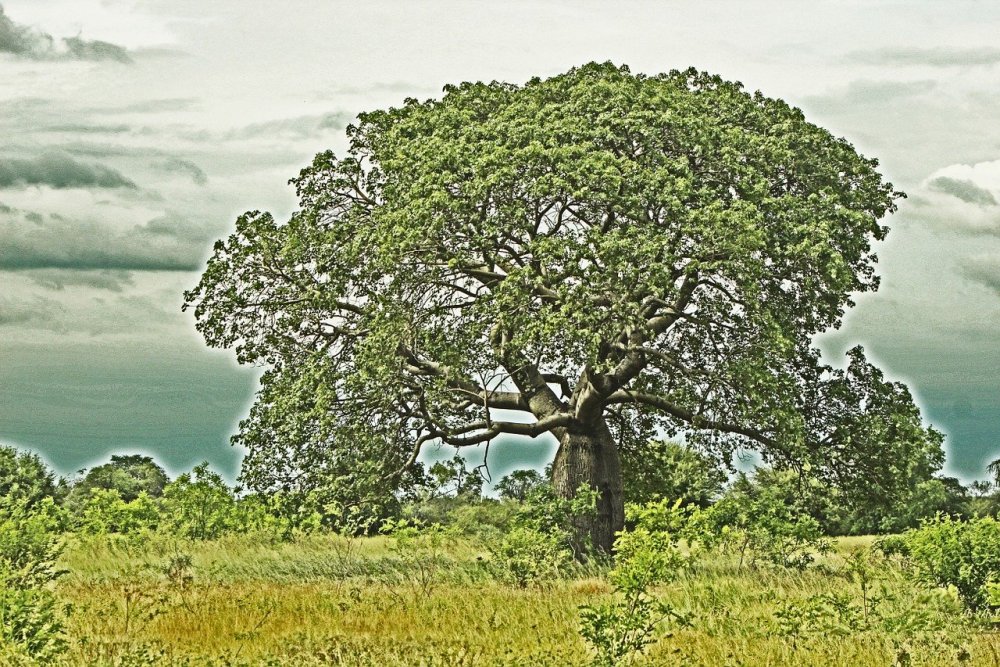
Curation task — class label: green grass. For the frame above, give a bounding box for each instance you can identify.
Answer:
[32,533,1000,666]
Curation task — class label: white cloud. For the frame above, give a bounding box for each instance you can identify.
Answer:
[908,160,1000,237]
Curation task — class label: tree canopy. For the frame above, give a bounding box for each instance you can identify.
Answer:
[66,454,169,512]
[185,62,942,549]
[0,445,59,512]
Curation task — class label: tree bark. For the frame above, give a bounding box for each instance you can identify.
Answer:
[550,418,624,556]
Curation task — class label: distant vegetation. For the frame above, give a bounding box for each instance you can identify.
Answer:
[2,442,1000,664]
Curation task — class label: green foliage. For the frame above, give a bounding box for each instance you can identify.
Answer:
[403,496,517,538]
[0,498,65,590]
[0,445,59,513]
[423,452,484,500]
[0,588,67,664]
[487,525,571,588]
[185,63,932,553]
[0,496,68,662]
[495,468,546,502]
[513,484,600,560]
[877,476,969,533]
[381,518,456,596]
[69,454,169,506]
[622,497,709,548]
[902,514,1000,611]
[80,489,160,535]
[579,500,691,666]
[709,469,831,569]
[161,463,238,540]
[474,483,602,586]
[620,440,726,507]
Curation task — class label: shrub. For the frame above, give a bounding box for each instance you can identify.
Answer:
[80,489,160,535]
[0,497,68,662]
[579,500,692,667]
[381,518,455,595]
[161,463,238,540]
[65,454,169,517]
[709,471,831,569]
[495,469,546,502]
[903,514,1000,611]
[487,525,570,588]
[513,484,599,560]
[0,446,60,514]
[620,439,726,507]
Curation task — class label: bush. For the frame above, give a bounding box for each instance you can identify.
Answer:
[495,469,546,502]
[709,470,831,569]
[0,497,68,662]
[80,489,160,535]
[161,463,238,540]
[0,446,60,514]
[512,484,599,560]
[381,518,455,595]
[487,525,570,588]
[65,454,169,517]
[903,514,1000,611]
[579,500,691,666]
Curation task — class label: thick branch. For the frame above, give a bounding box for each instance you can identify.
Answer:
[436,413,575,447]
[605,390,776,447]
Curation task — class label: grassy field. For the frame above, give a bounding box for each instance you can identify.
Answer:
[32,532,999,666]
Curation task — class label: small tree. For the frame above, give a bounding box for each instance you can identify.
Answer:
[710,469,831,569]
[161,463,236,540]
[426,452,484,499]
[496,469,546,502]
[79,489,159,535]
[0,497,68,662]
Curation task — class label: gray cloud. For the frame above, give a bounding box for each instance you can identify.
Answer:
[24,268,135,293]
[803,79,936,114]
[928,176,998,206]
[62,35,131,64]
[848,47,1000,68]
[226,112,349,140]
[326,81,429,96]
[45,123,131,135]
[0,153,136,189]
[963,255,1000,296]
[157,157,207,185]
[0,294,65,330]
[0,5,131,63]
[906,161,1000,237]
[0,5,52,56]
[115,98,197,114]
[0,210,213,272]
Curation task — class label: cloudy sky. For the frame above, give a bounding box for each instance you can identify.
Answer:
[1,1,998,483]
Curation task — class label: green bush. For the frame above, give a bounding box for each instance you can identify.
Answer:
[161,463,238,540]
[0,497,68,662]
[709,471,831,569]
[579,500,691,666]
[903,514,1000,611]
[620,440,726,507]
[495,469,546,502]
[487,525,570,588]
[65,454,169,518]
[80,488,160,535]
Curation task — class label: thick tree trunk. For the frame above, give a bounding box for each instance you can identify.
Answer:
[550,418,624,556]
